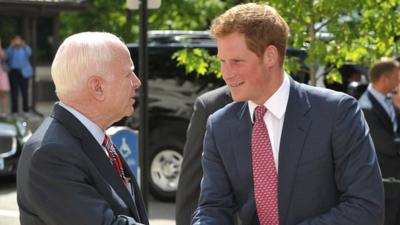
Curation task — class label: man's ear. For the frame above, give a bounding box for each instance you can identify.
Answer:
[87,76,105,101]
[262,45,279,67]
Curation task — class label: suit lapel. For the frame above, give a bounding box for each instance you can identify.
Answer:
[232,103,253,184]
[119,153,148,223]
[396,106,400,134]
[278,79,311,225]
[50,103,142,222]
[230,103,256,220]
[368,92,394,132]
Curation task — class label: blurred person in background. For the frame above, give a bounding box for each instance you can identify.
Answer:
[175,85,232,225]
[4,35,32,113]
[359,57,400,225]
[392,56,400,109]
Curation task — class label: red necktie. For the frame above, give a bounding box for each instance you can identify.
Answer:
[102,135,129,186]
[252,106,280,225]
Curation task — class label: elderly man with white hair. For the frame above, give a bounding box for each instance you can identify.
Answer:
[16,32,148,225]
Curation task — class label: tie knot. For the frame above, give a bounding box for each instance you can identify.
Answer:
[385,96,394,106]
[102,135,112,149]
[255,105,267,122]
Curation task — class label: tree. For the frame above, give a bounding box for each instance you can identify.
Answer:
[147,0,226,31]
[59,0,400,86]
[174,0,400,86]
[271,0,400,86]
[59,0,136,42]
[59,0,227,42]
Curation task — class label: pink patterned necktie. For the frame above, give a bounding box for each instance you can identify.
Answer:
[252,105,280,225]
[102,135,129,186]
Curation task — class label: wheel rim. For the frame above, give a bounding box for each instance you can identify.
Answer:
[150,149,182,192]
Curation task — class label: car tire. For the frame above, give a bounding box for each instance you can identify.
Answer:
[148,123,186,202]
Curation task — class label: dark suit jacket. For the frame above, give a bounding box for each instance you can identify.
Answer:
[358,91,400,200]
[176,86,232,225]
[192,78,384,225]
[17,103,149,225]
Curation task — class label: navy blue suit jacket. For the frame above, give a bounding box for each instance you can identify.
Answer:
[192,78,384,225]
[358,91,400,199]
[17,103,149,225]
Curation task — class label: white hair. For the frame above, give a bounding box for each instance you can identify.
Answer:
[51,32,125,98]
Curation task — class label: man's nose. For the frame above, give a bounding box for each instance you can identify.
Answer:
[132,73,141,89]
[221,64,234,81]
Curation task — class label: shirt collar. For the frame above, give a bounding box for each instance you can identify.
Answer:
[248,74,290,123]
[58,101,105,146]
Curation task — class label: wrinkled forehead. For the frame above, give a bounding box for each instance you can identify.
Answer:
[114,44,132,63]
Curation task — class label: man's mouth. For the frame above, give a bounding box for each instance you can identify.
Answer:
[229,81,244,88]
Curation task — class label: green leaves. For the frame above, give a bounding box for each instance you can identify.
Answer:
[59,0,134,42]
[284,57,302,75]
[148,0,226,30]
[325,68,343,84]
[172,48,221,78]
[266,0,400,85]
[58,0,400,85]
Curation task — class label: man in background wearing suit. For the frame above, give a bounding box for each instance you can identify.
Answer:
[17,32,149,225]
[175,85,232,225]
[192,3,384,225]
[358,58,400,225]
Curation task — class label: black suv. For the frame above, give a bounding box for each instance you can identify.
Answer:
[124,31,222,202]
[124,30,309,202]
[0,113,42,175]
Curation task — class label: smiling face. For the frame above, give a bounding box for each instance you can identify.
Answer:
[217,32,279,105]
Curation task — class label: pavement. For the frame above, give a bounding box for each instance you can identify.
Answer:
[0,101,176,225]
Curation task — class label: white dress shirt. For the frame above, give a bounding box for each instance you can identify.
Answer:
[248,74,290,170]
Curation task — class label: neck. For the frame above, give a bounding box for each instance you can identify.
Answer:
[62,99,111,131]
[372,83,390,95]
